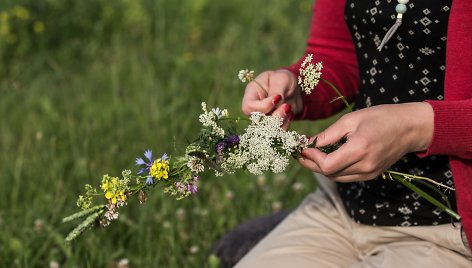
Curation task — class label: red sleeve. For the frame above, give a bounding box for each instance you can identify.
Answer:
[417,0,472,160]
[285,0,359,120]
[419,100,472,160]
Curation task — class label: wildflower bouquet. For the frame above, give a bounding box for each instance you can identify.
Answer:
[63,54,459,243]
[63,103,310,243]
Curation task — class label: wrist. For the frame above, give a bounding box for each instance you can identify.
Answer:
[404,102,434,152]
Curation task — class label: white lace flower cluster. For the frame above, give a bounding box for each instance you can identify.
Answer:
[226,112,309,175]
[238,69,255,83]
[198,102,228,138]
[298,54,323,94]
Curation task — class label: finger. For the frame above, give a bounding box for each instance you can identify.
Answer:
[305,140,362,175]
[281,111,295,131]
[271,104,293,130]
[323,160,375,178]
[327,171,379,183]
[300,147,326,162]
[242,92,281,115]
[314,117,351,148]
[271,103,292,117]
[267,70,296,98]
[298,156,322,173]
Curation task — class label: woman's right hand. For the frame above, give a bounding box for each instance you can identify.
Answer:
[241,69,303,130]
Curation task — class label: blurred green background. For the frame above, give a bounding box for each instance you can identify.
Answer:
[0,0,334,266]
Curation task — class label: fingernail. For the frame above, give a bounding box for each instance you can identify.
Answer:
[301,151,307,158]
[272,95,282,105]
[283,104,292,114]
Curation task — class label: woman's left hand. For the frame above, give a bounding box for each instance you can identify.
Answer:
[299,102,434,182]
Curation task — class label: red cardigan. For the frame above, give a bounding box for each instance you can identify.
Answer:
[287,0,472,246]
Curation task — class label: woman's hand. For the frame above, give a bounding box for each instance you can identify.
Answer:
[241,69,303,130]
[299,102,434,182]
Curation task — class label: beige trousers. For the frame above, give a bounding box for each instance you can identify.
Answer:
[235,175,472,268]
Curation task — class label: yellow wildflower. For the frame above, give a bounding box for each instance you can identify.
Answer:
[101,175,128,204]
[105,191,117,204]
[101,180,110,192]
[119,191,126,201]
[150,158,170,181]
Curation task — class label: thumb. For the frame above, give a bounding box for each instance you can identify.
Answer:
[314,120,349,148]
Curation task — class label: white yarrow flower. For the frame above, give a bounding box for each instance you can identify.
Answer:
[236,112,309,175]
[199,102,225,138]
[238,69,255,83]
[298,54,323,94]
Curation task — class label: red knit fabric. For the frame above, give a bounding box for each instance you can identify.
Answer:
[436,0,472,248]
[286,0,359,120]
[287,0,472,246]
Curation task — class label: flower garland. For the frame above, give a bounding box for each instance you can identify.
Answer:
[63,102,309,242]
[63,54,458,243]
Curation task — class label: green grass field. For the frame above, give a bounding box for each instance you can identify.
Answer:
[0,0,337,266]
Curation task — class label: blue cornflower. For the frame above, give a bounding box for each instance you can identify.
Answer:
[136,150,154,185]
[161,153,169,161]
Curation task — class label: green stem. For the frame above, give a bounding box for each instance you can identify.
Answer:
[252,79,269,96]
[219,117,250,122]
[414,179,453,210]
[390,173,460,221]
[385,170,455,192]
[321,78,352,112]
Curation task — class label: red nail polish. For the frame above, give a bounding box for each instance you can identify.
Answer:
[272,95,282,105]
[283,104,292,114]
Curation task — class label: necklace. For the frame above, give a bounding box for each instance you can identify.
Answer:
[377,0,410,51]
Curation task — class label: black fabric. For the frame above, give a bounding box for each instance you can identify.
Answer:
[338,0,456,226]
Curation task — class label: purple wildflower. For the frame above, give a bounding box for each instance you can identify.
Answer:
[189,176,199,194]
[176,181,185,193]
[215,141,226,163]
[175,176,199,195]
[215,135,240,163]
[225,135,240,146]
[216,142,226,154]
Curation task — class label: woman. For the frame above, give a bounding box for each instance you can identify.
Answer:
[236,0,472,267]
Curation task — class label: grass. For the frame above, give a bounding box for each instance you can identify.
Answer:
[0,0,337,266]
